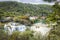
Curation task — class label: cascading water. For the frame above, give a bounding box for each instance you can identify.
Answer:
[30,22,57,40]
[4,21,57,39]
[31,23,52,36]
[4,22,26,34]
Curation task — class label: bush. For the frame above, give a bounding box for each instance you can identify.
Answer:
[9,31,34,40]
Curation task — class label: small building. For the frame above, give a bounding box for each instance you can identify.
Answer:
[41,16,46,20]
[29,16,38,20]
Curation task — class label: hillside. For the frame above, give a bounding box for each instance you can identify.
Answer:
[0,1,52,17]
[0,1,60,40]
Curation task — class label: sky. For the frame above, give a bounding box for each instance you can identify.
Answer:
[0,0,56,5]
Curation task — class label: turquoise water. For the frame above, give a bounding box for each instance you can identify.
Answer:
[34,19,46,24]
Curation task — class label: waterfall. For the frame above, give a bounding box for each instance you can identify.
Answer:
[4,22,26,34]
[31,23,52,36]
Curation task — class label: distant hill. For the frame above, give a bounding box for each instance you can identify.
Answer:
[0,1,52,17]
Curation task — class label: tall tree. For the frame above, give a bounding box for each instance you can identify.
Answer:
[46,2,60,23]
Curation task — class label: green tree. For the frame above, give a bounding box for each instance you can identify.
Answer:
[9,31,34,40]
[46,2,60,23]
[0,30,9,40]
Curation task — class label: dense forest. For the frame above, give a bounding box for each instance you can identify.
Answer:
[0,1,52,19]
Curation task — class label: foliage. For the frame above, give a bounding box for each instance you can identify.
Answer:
[0,1,52,20]
[46,2,60,23]
[0,1,60,40]
[0,30,9,40]
[8,31,33,40]
[46,2,60,40]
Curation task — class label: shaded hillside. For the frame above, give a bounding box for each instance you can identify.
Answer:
[0,1,52,17]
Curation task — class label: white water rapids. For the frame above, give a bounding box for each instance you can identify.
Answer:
[4,22,57,36]
[4,22,26,34]
[31,23,52,36]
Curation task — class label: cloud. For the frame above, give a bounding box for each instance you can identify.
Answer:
[20,0,55,5]
[0,0,20,1]
[0,0,55,5]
